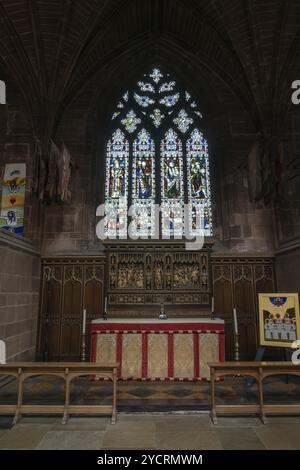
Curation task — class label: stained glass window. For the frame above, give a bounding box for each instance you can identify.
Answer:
[104,67,212,239]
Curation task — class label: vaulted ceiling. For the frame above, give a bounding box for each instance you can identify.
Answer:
[1,0,300,137]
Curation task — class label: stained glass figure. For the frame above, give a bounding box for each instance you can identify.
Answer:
[173,109,193,133]
[106,130,128,198]
[105,129,129,237]
[132,129,156,237]
[161,129,184,236]
[121,110,141,133]
[133,129,155,199]
[187,129,212,236]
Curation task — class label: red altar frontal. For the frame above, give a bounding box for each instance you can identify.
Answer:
[91,318,225,380]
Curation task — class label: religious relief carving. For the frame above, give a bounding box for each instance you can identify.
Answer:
[154,262,163,290]
[117,264,127,288]
[166,269,172,290]
[110,266,117,289]
[173,262,200,288]
[146,268,152,290]
[106,243,212,305]
[117,262,144,289]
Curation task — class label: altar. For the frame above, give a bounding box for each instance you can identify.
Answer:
[91,318,224,380]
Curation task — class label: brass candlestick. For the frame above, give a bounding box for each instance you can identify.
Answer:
[159,302,167,320]
[211,297,215,320]
[234,332,240,362]
[234,332,242,377]
[81,333,86,362]
[103,297,108,320]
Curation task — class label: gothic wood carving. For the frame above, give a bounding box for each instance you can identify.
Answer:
[37,256,106,361]
[212,255,276,360]
[105,241,212,306]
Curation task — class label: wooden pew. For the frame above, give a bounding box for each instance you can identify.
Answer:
[209,361,300,424]
[0,362,118,425]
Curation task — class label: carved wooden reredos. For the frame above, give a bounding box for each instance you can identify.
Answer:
[105,240,213,313]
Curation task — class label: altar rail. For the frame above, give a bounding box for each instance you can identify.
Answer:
[0,362,118,425]
[209,361,300,424]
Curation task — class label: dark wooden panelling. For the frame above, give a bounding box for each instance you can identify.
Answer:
[37,257,106,361]
[84,276,103,355]
[61,278,82,360]
[212,256,276,360]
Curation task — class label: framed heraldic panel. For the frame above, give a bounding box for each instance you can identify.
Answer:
[258,293,300,348]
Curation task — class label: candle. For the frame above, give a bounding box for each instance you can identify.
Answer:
[233,308,238,335]
[82,308,87,334]
[211,297,214,313]
[104,297,107,313]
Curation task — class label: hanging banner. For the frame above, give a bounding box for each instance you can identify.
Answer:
[0,163,26,235]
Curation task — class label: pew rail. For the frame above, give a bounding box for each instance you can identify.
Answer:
[209,361,300,424]
[0,362,118,425]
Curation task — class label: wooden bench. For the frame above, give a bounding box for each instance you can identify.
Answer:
[0,362,118,425]
[209,361,300,424]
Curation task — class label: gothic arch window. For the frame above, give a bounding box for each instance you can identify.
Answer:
[104,68,212,238]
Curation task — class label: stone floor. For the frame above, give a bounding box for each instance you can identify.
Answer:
[0,414,300,450]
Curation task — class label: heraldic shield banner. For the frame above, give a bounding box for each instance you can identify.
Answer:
[0,163,26,235]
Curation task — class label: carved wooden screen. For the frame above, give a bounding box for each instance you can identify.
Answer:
[212,256,276,359]
[37,257,106,361]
